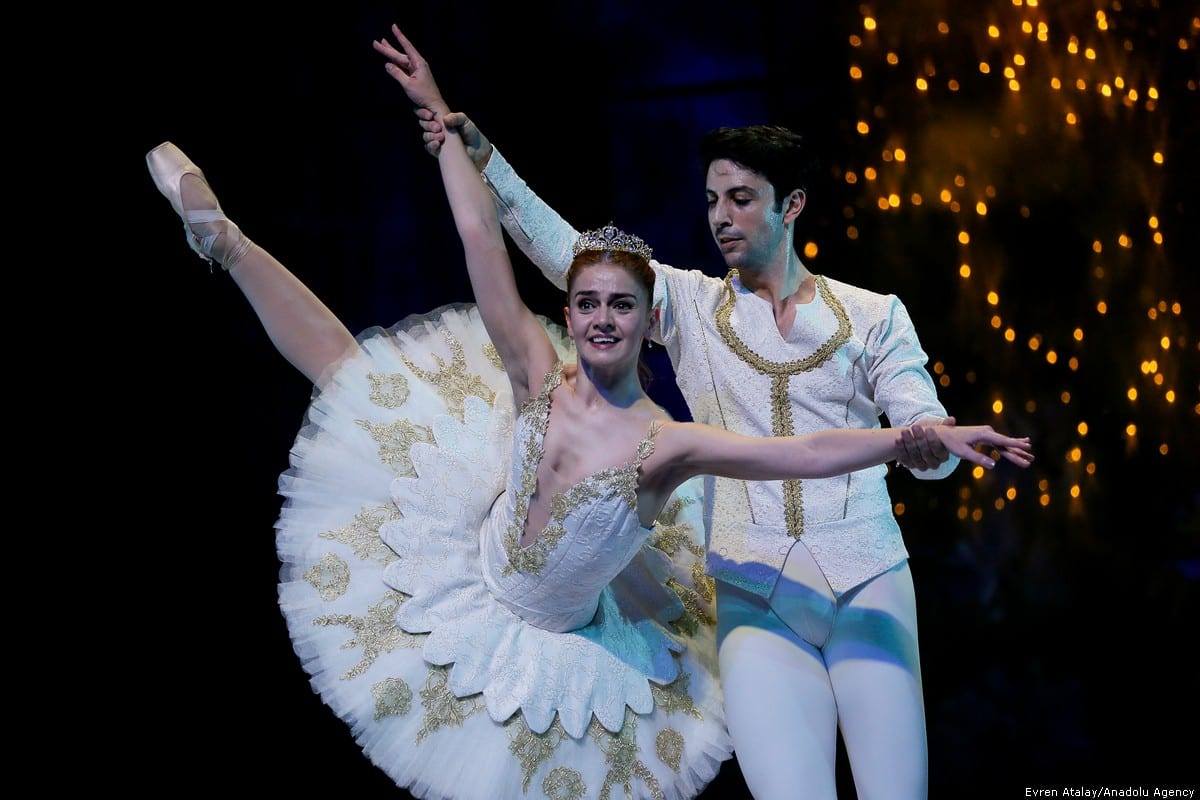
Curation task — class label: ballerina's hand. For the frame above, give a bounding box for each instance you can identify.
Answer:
[931,425,1035,469]
[373,24,449,115]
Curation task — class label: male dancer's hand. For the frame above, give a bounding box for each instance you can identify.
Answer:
[897,417,953,471]
[416,109,493,170]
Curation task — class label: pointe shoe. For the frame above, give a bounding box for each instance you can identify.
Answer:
[146,141,253,271]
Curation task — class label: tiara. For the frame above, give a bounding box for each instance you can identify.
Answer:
[572,223,653,260]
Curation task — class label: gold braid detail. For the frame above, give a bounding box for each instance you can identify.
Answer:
[714,272,852,538]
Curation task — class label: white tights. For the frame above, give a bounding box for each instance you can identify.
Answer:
[716,545,927,799]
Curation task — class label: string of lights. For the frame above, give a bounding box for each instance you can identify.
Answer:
[801,2,1195,544]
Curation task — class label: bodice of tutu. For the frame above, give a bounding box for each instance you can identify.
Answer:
[480,361,659,633]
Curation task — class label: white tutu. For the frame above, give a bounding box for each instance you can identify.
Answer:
[274,303,731,800]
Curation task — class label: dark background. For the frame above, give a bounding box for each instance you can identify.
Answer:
[100,1,1196,796]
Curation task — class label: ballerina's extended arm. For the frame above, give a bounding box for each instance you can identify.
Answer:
[641,419,1034,501]
[374,25,557,406]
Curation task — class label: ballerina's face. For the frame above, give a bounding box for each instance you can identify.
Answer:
[564,261,656,374]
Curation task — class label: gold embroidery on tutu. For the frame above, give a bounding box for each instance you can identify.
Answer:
[303,553,352,601]
[318,504,401,565]
[482,342,505,373]
[664,577,711,636]
[692,564,715,604]
[647,497,701,558]
[650,497,716,633]
[371,676,413,721]
[591,711,664,800]
[655,728,684,773]
[651,667,702,722]
[416,664,487,744]
[400,332,496,420]
[507,714,570,792]
[313,590,425,679]
[543,765,587,800]
[366,372,410,408]
[356,418,434,478]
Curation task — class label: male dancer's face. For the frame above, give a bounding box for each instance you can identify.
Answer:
[705,158,791,275]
